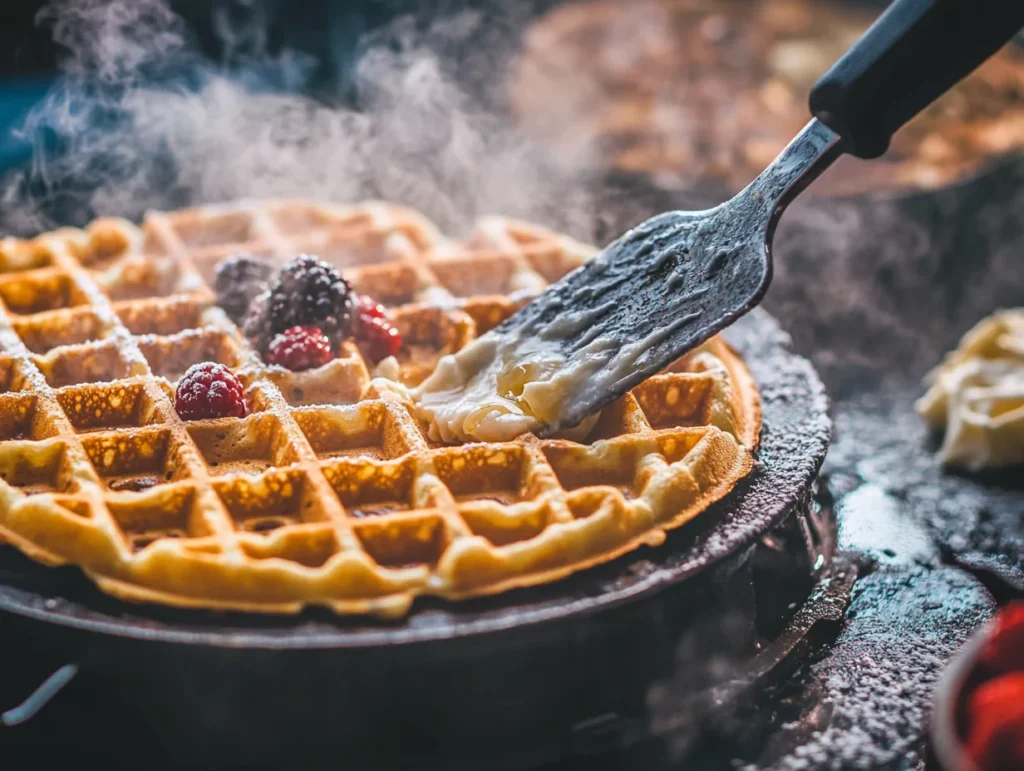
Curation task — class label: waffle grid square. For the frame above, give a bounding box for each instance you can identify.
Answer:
[0,199,760,616]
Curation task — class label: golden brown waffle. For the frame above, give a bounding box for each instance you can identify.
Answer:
[0,199,760,616]
[510,0,1024,195]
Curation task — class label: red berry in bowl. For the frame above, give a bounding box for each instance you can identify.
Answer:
[979,602,1024,676]
[175,362,248,420]
[267,326,334,371]
[965,672,1024,771]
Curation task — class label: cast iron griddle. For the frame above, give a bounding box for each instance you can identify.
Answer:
[0,307,829,650]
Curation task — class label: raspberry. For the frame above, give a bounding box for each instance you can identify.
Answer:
[174,362,248,420]
[242,290,272,352]
[966,672,1024,771]
[354,295,401,363]
[979,602,1024,676]
[261,255,354,349]
[358,295,387,322]
[214,254,275,324]
[356,315,402,363]
[267,326,334,371]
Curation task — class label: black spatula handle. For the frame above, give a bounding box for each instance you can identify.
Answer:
[809,0,1024,159]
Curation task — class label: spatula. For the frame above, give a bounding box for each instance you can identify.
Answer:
[495,0,1024,437]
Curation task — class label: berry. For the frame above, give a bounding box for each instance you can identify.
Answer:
[979,602,1024,676]
[357,315,402,363]
[242,290,272,351]
[966,673,1024,771]
[261,255,354,351]
[175,362,248,420]
[353,293,401,362]
[214,254,275,324]
[267,326,334,371]
[358,295,387,322]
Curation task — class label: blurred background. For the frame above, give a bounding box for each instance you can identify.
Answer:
[2,0,1022,220]
[0,0,1022,386]
[0,0,551,175]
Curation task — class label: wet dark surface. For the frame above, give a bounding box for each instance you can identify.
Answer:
[753,388,1019,769]
[557,156,1024,769]
[736,159,1024,768]
[754,566,993,770]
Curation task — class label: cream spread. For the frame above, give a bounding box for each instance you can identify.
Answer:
[394,304,702,444]
[412,333,590,444]
[916,309,1024,470]
[368,216,718,445]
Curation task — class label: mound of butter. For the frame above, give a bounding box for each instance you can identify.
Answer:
[916,309,1024,470]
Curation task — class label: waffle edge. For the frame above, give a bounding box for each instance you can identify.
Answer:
[0,199,761,617]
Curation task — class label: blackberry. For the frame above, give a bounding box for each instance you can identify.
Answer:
[214,254,275,324]
[242,290,273,352]
[265,255,354,347]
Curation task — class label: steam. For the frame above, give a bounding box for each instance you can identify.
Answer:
[13,0,1008,395]
[40,0,191,84]
[2,0,594,239]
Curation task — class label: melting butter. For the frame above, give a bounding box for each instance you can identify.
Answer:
[400,304,700,444]
[412,333,583,443]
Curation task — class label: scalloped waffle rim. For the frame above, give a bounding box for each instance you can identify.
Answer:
[0,199,761,617]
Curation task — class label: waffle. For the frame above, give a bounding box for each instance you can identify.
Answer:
[917,309,1024,470]
[0,199,760,616]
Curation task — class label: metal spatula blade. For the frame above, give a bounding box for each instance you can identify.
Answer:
[497,120,840,435]
[497,0,1024,437]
